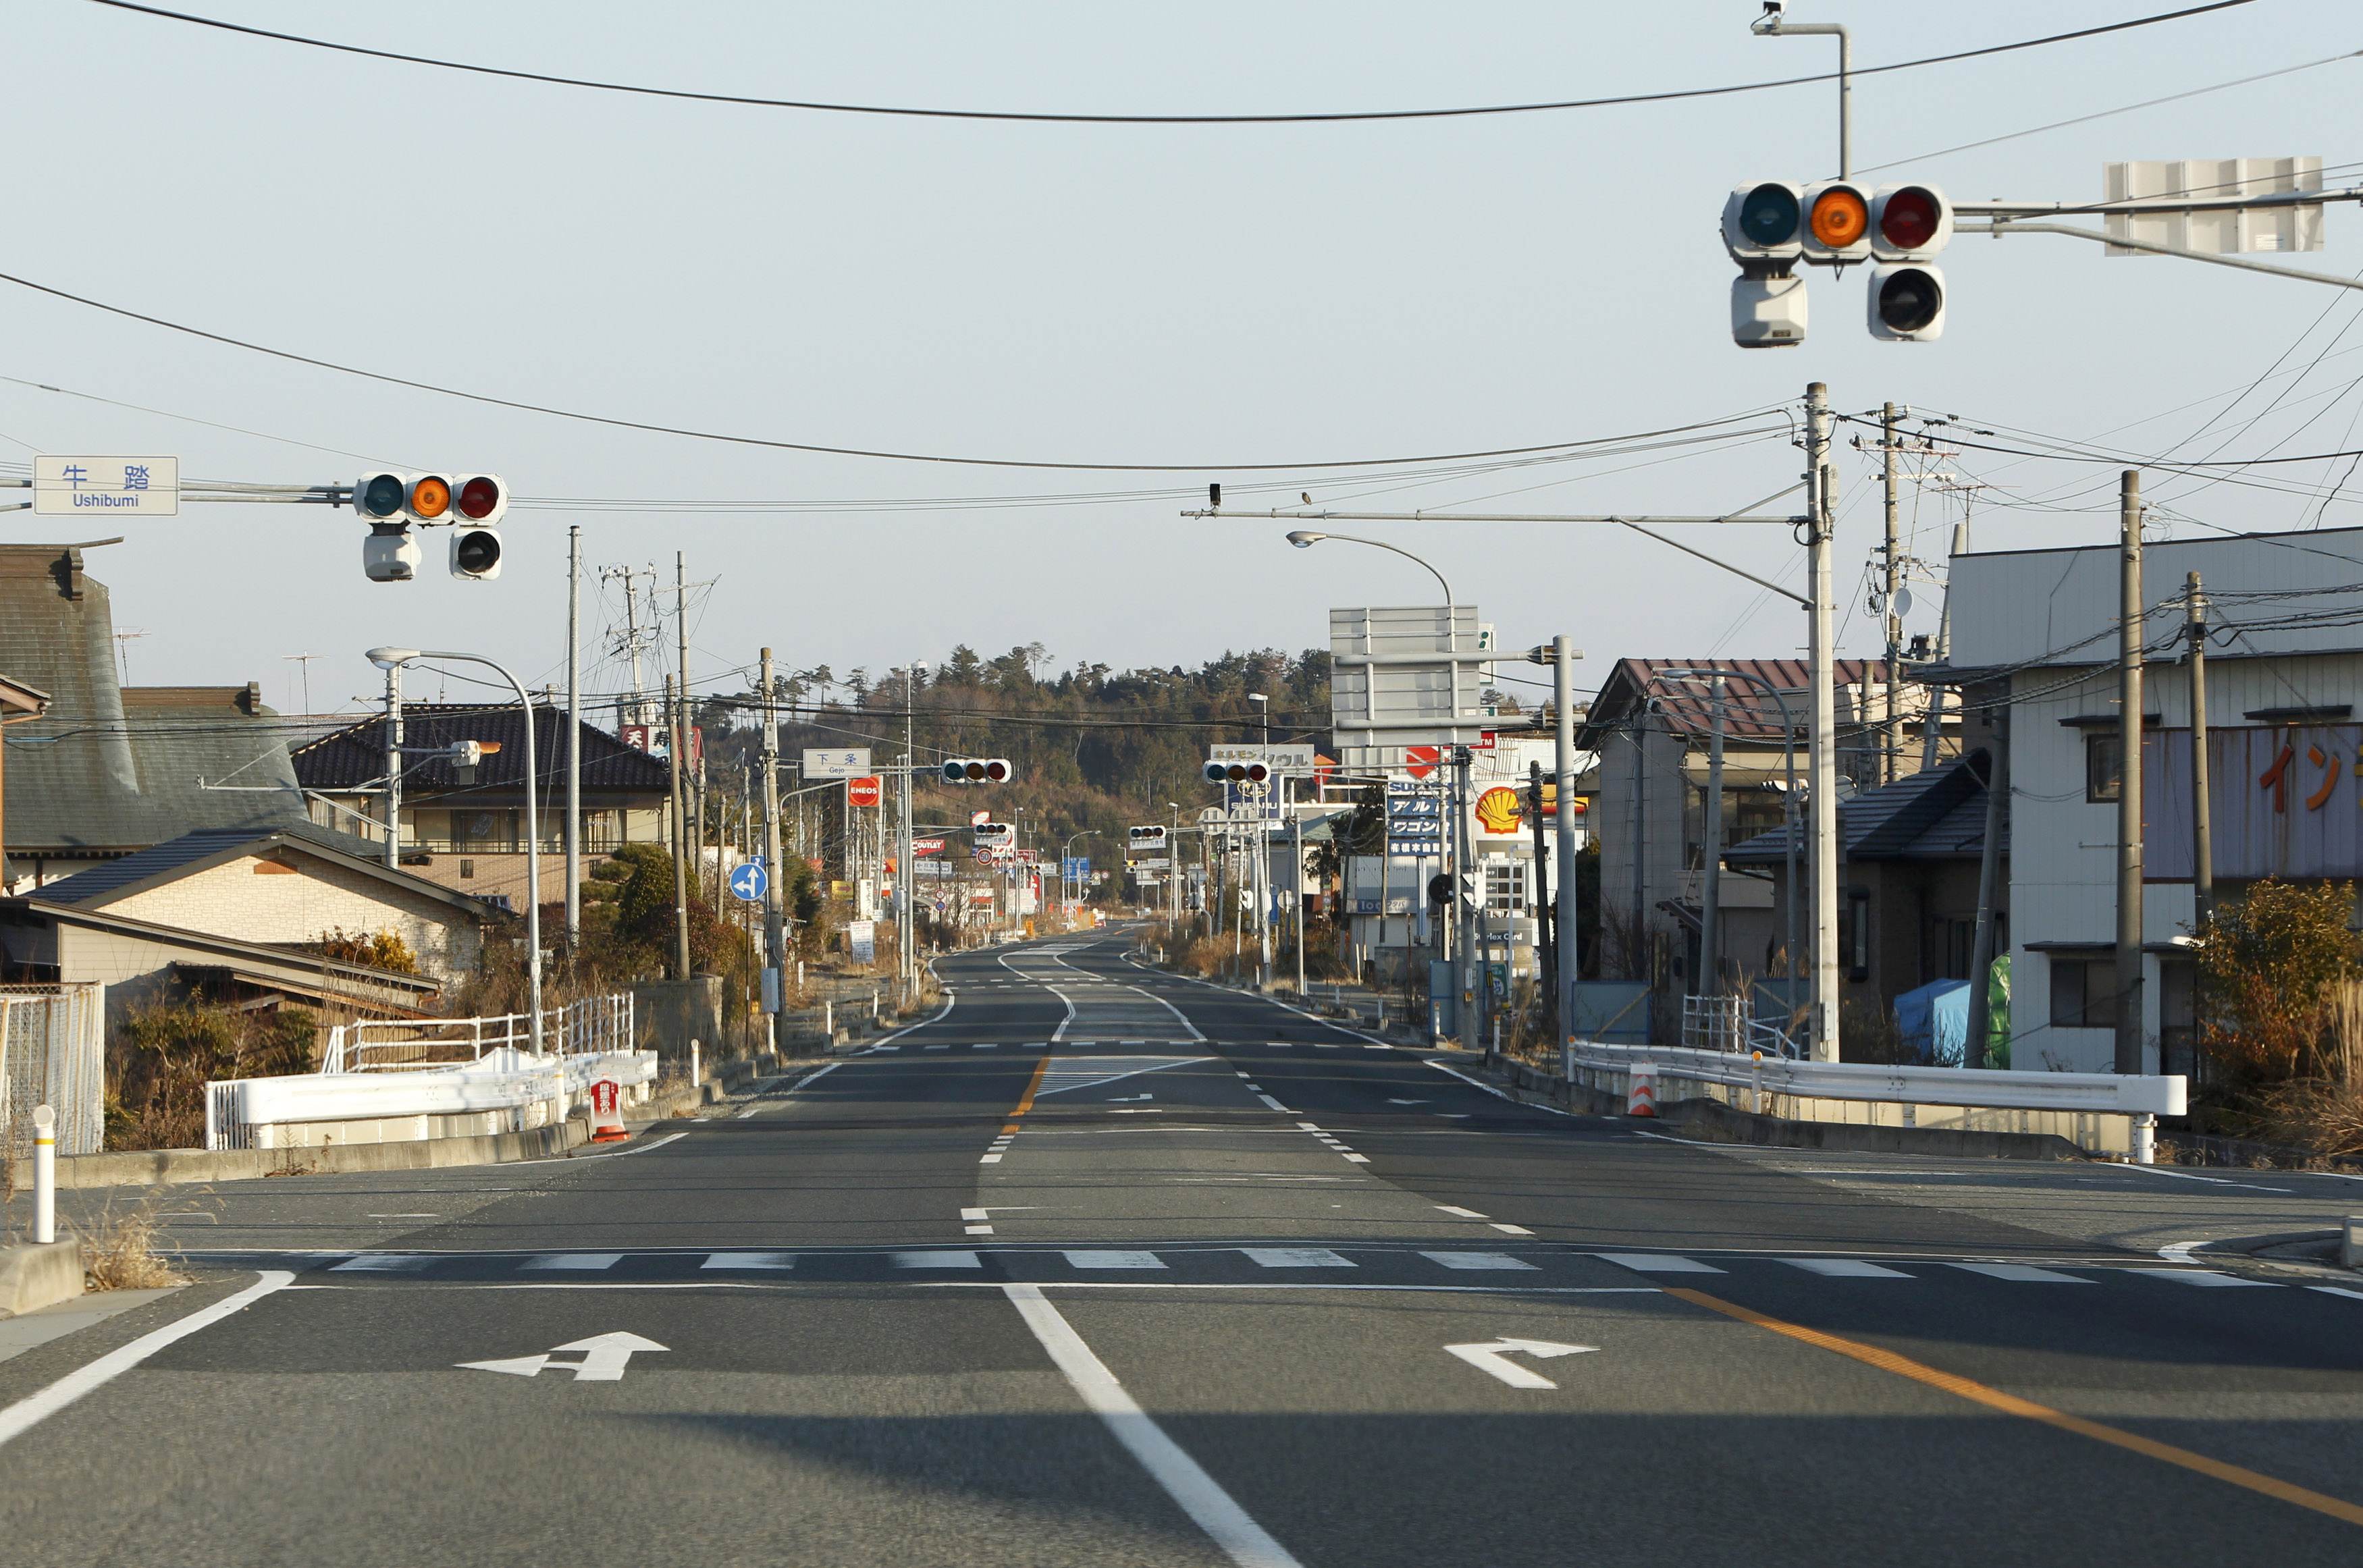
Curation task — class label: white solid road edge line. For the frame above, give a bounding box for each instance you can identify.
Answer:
[736,1060,844,1118]
[0,1270,296,1449]
[865,968,958,1048]
[1421,1058,1577,1118]
[1003,1282,1303,1568]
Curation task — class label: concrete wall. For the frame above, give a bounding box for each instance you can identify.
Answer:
[100,852,482,981]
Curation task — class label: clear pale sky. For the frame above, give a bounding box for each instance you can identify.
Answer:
[3,1,2356,712]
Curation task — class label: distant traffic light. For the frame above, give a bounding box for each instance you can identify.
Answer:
[1204,759,1271,785]
[351,471,510,581]
[1720,178,1951,345]
[940,757,1013,784]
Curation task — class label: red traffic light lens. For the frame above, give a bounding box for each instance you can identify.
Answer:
[984,760,1009,782]
[1809,188,1867,248]
[1878,187,1940,251]
[457,475,502,520]
[1246,763,1269,782]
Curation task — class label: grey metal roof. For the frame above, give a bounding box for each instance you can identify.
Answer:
[1725,751,2004,865]
[292,704,672,798]
[0,545,304,858]
[28,820,498,919]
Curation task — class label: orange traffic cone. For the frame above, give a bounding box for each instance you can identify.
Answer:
[589,1079,629,1143]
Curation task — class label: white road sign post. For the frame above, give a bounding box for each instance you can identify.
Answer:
[32,456,178,517]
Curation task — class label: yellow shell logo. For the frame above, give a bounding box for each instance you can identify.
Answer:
[1474,786,1524,835]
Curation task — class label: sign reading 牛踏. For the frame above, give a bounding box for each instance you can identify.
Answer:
[33,456,178,517]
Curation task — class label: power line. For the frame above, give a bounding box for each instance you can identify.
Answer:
[83,0,2254,126]
[0,265,1788,472]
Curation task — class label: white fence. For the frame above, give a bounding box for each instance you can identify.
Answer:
[1,983,105,1159]
[320,995,633,1074]
[1561,1037,2184,1158]
[209,994,650,1152]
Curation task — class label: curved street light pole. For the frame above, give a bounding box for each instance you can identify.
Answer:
[1285,530,1454,606]
[367,645,544,1056]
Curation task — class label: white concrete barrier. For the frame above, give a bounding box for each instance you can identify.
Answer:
[206,1049,658,1152]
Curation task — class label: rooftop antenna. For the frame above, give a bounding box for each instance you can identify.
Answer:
[111,628,149,686]
[282,651,318,713]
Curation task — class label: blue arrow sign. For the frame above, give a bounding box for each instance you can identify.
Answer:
[728,862,769,902]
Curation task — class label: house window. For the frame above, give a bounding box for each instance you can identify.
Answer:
[2086,732,2123,803]
[2048,952,2119,1029]
[1844,890,1870,982]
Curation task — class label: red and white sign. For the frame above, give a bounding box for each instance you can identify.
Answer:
[1405,745,1441,779]
[620,724,704,767]
[587,1079,627,1143]
[970,809,991,828]
[912,836,946,857]
[847,776,883,809]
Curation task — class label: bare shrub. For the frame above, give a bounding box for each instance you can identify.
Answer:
[76,1192,190,1291]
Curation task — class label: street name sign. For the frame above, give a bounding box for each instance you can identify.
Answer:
[802,748,871,778]
[32,456,178,517]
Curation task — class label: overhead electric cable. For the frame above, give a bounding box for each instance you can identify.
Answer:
[0,266,1781,471]
[83,0,2251,125]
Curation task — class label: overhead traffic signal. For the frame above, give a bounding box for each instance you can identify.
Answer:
[1719,179,1950,345]
[939,757,1013,784]
[351,471,510,581]
[1204,759,1271,785]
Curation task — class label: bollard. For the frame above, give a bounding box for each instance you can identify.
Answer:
[2132,1112,2157,1166]
[824,999,832,1039]
[690,1039,701,1092]
[872,989,880,1025]
[1749,1050,1764,1116]
[32,1104,56,1245]
[1627,1065,1658,1118]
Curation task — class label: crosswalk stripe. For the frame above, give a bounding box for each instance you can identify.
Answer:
[521,1253,622,1271]
[893,1251,982,1268]
[1241,1247,1355,1269]
[329,1253,435,1272]
[1780,1258,1913,1278]
[1418,1251,1539,1271]
[1064,1249,1167,1270]
[701,1252,797,1270]
[1948,1262,2092,1284]
[1596,1253,1726,1274]
[2129,1268,2277,1288]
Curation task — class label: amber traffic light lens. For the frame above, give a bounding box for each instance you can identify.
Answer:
[410,476,452,518]
[1809,188,1868,249]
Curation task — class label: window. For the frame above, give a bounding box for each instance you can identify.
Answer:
[2048,952,2119,1029]
[2086,732,2122,803]
[1844,890,1870,982]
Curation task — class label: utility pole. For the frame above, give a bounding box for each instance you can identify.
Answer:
[1965,710,2007,1071]
[674,551,697,938]
[2187,570,2214,931]
[665,674,691,980]
[565,524,583,948]
[381,659,402,869]
[1529,757,1556,1041]
[1454,744,1477,1042]
[2115,470,2146,1076]
[1553,634,1580,1044]
[760,647,785,1047]
[1292,803,1306,996]
[606,564,653,728]
[1806,381,1840,1062]
[1880,402,1905,785]
[1700,674,1727,998]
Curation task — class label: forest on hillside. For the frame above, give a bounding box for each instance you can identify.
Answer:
[696,645,1333,875]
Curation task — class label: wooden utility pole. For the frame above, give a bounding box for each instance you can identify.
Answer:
[2187,571,2214,932]
[2115,471,2146,1076]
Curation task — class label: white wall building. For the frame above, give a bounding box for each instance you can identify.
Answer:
[1948,525,2363,1075]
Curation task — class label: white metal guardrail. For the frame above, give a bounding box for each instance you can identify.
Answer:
[321,995,634,1073]
[205,1046,658,1152]
[1558,1038,2184,1159]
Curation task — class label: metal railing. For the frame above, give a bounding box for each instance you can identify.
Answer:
[1,983,105,1158]
[321,995,633,1073]
[1681,994,1746,1052]
[1560,1037,2186,1118]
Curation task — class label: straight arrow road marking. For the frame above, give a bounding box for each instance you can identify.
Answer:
[1444,1338,1596,1390]
[458,1332,667,1382]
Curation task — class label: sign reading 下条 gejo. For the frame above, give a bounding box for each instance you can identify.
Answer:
[33,456,178,516]
[802,748,872,779]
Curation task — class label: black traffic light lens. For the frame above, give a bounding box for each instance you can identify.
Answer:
[942,762,965,782]
[1877,269,1941,333]
[457,475,502,520]
[1738,184,1800,247]
[1878,187,1940,251]
[360,474,406,518]
[454,529,501,574]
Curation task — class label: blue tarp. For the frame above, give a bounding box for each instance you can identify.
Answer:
[1894,978,1971,1066]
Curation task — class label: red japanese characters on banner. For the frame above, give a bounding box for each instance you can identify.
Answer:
[2148,724,2363,880]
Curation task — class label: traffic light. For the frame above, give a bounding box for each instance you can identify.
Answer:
[939,757,1013,784]
[1204,759,1271,785]
[352,471,510,581]
[1722,182,1807,350]
[1800,181,1874,265]
[1722,182,1803,262]
[1867,184,1950,342]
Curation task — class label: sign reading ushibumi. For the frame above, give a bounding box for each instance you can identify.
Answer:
[33,456,178,516]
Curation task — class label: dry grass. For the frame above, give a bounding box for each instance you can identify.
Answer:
[74,1192,190,1291]
[2258,1075,2363,1162]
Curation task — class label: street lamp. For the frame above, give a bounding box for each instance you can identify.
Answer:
[1285,530,1454,606]
[367,645,546,1056]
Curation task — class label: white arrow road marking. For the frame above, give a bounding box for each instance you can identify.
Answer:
[1444,1338,1596,1390]
[1107,1092,1155,1102]
[1386,1098,1428,1106]
[458,1331,668,1382]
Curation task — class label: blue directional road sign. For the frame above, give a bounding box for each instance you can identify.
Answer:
[728,862,769,902]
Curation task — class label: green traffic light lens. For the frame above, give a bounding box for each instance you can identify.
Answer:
[1739,184,1800,248]
[360,474,406,518]
[1878,269,1941,333]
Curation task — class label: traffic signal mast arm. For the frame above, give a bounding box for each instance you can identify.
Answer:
[1949,183,2363,292]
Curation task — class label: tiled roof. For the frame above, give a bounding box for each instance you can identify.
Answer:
[292,704,672,795]
[29,821,498,917]
[1725,751,2003,865]
[1574,657,1879,748]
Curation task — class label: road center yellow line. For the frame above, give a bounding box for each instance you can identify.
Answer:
[1011,1054,1051,1119]
[1664,1287,2363,1530]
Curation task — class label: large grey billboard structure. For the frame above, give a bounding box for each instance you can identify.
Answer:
[1329,605,1487,772]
